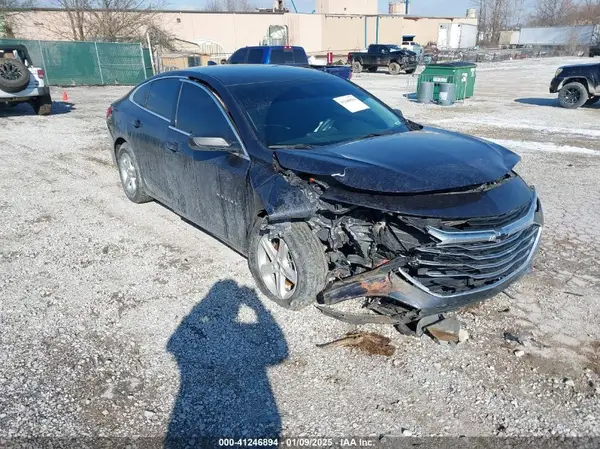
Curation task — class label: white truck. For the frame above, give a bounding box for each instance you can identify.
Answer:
[0,44,52,115]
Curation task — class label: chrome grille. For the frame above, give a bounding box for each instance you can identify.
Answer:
[406,195,542,296]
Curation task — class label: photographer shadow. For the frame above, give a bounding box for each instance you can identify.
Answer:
[165,279,288,447]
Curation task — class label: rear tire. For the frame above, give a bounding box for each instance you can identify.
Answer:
[388,62,401,75]
[558,82,588,109]
[31,94,52,116]
[116,142,152,204]
[352,61,363,73]
[248,217,328,311]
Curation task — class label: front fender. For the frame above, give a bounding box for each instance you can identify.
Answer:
[249,162,319,223]
[556,77,593,95]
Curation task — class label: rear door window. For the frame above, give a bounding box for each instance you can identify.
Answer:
[229,48,247,64]
[145,78,181,120]
[175,82,237,142]
[247,48,264,64]
[293,48,307,63]
[132,82,151,107]
[270,48,295,64]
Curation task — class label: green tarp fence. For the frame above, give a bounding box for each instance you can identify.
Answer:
[0,38,154,86]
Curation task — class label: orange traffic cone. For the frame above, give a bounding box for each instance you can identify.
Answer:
[62,91,69,101]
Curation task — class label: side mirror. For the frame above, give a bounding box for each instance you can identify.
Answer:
[190,136,232,150]
[207,60,217,66]
[393,108,404,118]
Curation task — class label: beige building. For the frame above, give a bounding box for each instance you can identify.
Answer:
[13,8,477,56]
[316,0,378,15]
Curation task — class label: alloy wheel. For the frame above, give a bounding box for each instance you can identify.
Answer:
[563,87,581,105]
[256,235,298,300]
[0,61,23,81]
[118,152,137,195]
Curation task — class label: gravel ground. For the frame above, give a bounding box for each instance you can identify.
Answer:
[1,57,599,440]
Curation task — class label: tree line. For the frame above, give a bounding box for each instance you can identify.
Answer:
[474,0,600,45]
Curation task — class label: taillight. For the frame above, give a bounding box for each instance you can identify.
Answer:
[106,105,113,120]
[37,69,45,79]
[347,53,351,61]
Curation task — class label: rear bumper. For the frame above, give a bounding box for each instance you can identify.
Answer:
[0,86,50,102]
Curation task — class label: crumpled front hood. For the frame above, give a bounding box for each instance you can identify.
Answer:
[274,127,520,194]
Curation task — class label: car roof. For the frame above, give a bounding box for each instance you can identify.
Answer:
[243,45,303,50]
[154,64,331,87]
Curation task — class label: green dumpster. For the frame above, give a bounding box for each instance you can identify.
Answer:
[417,62,477,101]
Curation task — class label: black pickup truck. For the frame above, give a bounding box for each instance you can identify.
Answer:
[347,44,417,75]
[550,62,600,109]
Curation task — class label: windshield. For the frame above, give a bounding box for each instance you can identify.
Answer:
[228,77,408,148]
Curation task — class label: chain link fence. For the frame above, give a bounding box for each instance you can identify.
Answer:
[0,38,153,86]
[427,45,592,64]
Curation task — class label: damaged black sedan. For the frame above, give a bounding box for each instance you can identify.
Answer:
[107,65,543,333]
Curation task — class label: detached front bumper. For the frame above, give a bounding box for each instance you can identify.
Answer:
[318,194,544,325]
[319,237,538,321]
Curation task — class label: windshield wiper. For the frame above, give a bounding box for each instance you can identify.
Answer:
[268,144,314,150]
[342,129,399,144]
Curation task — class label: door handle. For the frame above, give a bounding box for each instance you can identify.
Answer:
[132,119,142,128]
[166,142,179,153]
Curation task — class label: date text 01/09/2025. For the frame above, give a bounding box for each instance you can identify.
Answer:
[218,438,376,447]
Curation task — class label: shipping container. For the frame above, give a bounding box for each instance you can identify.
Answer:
[437,23,477,49]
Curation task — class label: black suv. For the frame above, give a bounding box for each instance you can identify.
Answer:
[550,62,600,108]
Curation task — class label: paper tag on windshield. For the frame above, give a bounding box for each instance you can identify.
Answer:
[333,95,369,113]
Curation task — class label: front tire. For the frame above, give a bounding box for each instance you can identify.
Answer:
[558,82,588,109]
[388,62,401,75]
[116,142,152,204]
[248,217,328,311]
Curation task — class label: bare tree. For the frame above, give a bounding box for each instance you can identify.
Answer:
[575,0,600,24]
[472,0,524,45]
[0,0,35,37]
[528,0,600,26]
[47,0,173,44]
[203,0,255,12]
[529,0,577,26]
[203,0,222,12]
